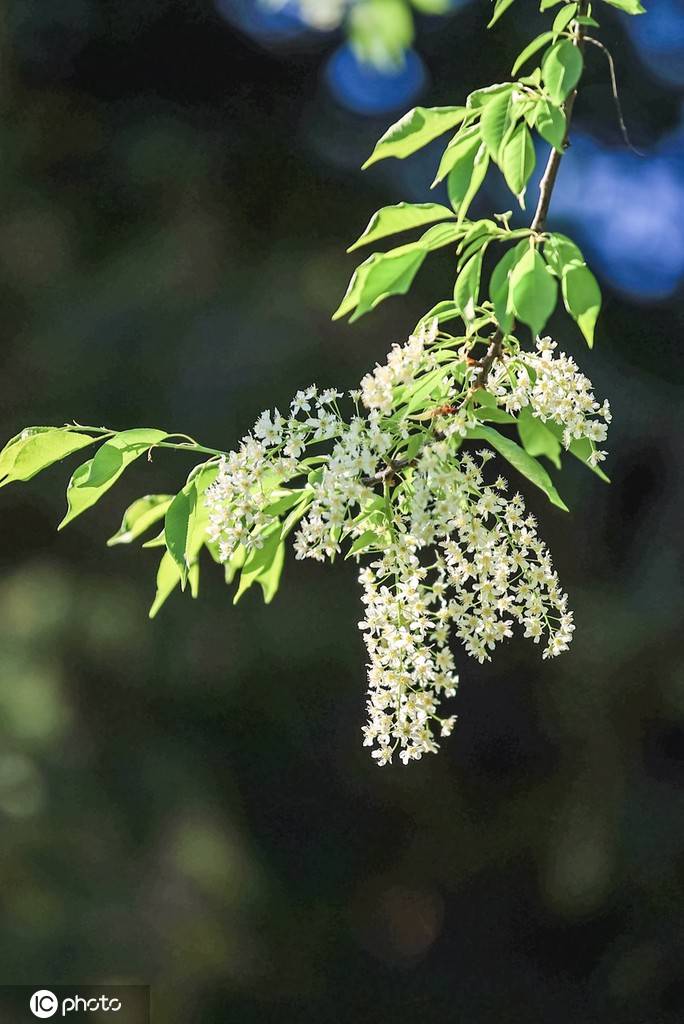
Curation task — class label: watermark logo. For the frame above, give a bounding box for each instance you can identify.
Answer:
[29,991,58,1018]
[0,986,150,1022]
[30,991,125,1018]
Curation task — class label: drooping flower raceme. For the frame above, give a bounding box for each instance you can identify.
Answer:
[204,319,603,764]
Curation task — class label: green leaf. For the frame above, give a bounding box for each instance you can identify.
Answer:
[405,366,449,413]
[419,222,465,251]
[348,202,455,252]
[60,428,168,529]
[552,2,578,34]
[467,83,513,109]
[281,494,313,539]
[263,489,310,517]
[334,247,425,321]
[474,406,517,424]
[480,85,515,159]
[346,529,385,558]
[501,123,536,205]
[363,106,468,168]
[542,40,583,105]
[534,100,567,151]
[446,144,483,214]
[107,494,172,546]
[148,465,217,614]
[149,551,182,619]
[164,483,197,587]
[517,406,562,468]
[467,425,569,511]
[457,219,495,268]
[233,524,285,605]
[0,427,100,488]
[334,223,461,322]
[544,232,584,276]
[451,145,490,223]
[165,464,218,586]
[509,246,558,337]
[416,300,462,330]
[224,544,246,585]
[454,248,485,322]
[432,125,480,186]
[511,32,554,75]
[601,0,645,13]
[562,263,602,347]
[488,0,518,27]
[142,529,166,549]
[489,240,528,333]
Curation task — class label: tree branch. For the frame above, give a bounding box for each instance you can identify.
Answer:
[530,0,589,233]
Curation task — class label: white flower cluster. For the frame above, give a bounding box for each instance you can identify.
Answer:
[358,448,573,764]
[491,337,611,466]
[359,544,459,766]
[205,324,594,766]
[360,319,437,414]
[292,410,388,562]
[206,385,346,561]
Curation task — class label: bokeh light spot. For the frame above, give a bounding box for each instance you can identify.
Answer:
[325,44,427,116]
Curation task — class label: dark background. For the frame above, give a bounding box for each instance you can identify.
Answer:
[1,1,683,1021]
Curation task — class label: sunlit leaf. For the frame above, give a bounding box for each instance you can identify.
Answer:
[544,232,585,278]
[511,32,554,75]
[363,106,468,168]
[488,0,518,27]
[149,551,182,620]
[0,427,99,488]
[534,100,567,152]
[501,123,536,204]
[542,40,583,105]
[348,202,455,252]
[334,223,461,322]
[107,494,173,546]
[233,523,285,605]
[432,125,480,186]
[480,85,515,159]
[601,0,645,13]
[164,463,218,587]
[509,246,558,337]
[454,248,485,322]
[517,406,562,468]
[562,263,602,347]
[489,240,528,333]
[60,428,168,529]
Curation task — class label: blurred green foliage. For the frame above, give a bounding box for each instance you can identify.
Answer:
[1,2,683,1022]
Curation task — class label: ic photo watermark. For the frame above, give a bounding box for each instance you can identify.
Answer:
[0,986,149,1022]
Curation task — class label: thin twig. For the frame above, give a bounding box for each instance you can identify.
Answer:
[531,0,589,233]
[584,35,644,156]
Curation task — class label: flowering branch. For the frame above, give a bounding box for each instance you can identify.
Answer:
[0,0,644,766]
